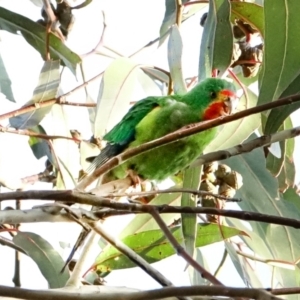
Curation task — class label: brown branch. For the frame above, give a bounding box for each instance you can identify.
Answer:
[0,284,282,300]
[176,0,183,26]
[77,93,300,190]
[193,125,300,166]
[0,71,103,122]
[1,190,300,229]
[184,1,209,7]
[104,188,241,202]
[87,221,186,299]
[149,207,223,286]
[0,126,80,142]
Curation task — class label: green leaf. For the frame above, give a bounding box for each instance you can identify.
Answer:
[277,158,295,193]
[231,2,264,36]
[13,232,69,288]
[266,118,295,192]
[159,0,189,45]
[258,0,300,105]
[266,139,285,177]
[199,0,233,80]
[96,223,245,273]
[181,166,201,258]
[167,25,187,94]
[9,60,60,129]
[225,148,300,289]
[283,187,300,211]
[49,105,78,189]
[28,125,53,162]
[0,52,15,102]
[264,74,300,134]
[93,57,140,138]
[226,241,263,287]
[0,7,81,73]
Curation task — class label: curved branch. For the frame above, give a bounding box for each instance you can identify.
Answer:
[77,94,300,189]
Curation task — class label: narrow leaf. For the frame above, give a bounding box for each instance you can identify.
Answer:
[168,25,187,94]
[9,60,60,129]
[93,57,140,137]
[0,52,15,102]
[258,0,300,105]
[231,2,264,36]
[199,0,233,80]
[181,166,201,258]
[96,224,245,272]
[13,232,69,288]
[0,7,81,73]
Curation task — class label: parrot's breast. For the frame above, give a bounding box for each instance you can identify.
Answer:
[112,128,217,181]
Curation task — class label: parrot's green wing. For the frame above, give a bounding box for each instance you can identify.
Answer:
[87,97,160,171]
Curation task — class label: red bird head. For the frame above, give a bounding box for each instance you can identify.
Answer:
[202,89,238,121]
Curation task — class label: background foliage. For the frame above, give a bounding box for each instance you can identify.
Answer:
[0,0,300,299]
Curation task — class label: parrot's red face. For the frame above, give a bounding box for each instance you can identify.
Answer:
[202,89,238,121]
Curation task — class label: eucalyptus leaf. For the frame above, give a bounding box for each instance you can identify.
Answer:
[231,2,264,36]
[181,166,201,257]
[167,25,187,94]
[9,60,60,129]
[199,0,233,80]
[0,52,15,102]
[93,57,140,137]
[259,0,300,105]
[0,7,81,73]
[13,232,69,288]
[96,224,245,273]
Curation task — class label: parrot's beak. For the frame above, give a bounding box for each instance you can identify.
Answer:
[220,90,239,116]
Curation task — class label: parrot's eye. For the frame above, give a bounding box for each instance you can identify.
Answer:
[210,91,217,99]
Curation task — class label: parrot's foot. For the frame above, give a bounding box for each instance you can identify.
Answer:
[127,169,142,187]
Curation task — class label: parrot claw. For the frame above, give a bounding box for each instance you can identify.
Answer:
[128,169,142,187]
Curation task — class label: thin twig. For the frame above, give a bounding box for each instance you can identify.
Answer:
[87,220,186,299]
[0,126,80,142]
[65,230,97,287]
[213,248,228,277]
[105,188,241,202]
[149,207,223,286]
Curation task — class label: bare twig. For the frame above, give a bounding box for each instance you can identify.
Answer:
[87,221,182,293]
[149,207,223,286]
[65,230,98,287]
[194,126,300,166]
[104,188,241,202]
[0,126,80,142]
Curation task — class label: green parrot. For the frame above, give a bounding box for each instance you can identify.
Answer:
[87,78,237,181]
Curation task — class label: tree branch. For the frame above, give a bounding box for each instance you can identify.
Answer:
[194,126,300,166]
[0,284,283,300]
[149,207,223,286]
[1,190,300,229]
[77,94,300,189]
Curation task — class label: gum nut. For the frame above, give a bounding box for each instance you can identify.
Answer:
[224,171,243,190]
[219,183,236,198]
[200,180,218,194]
[203,161,218,173]
[215,164,231,179]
